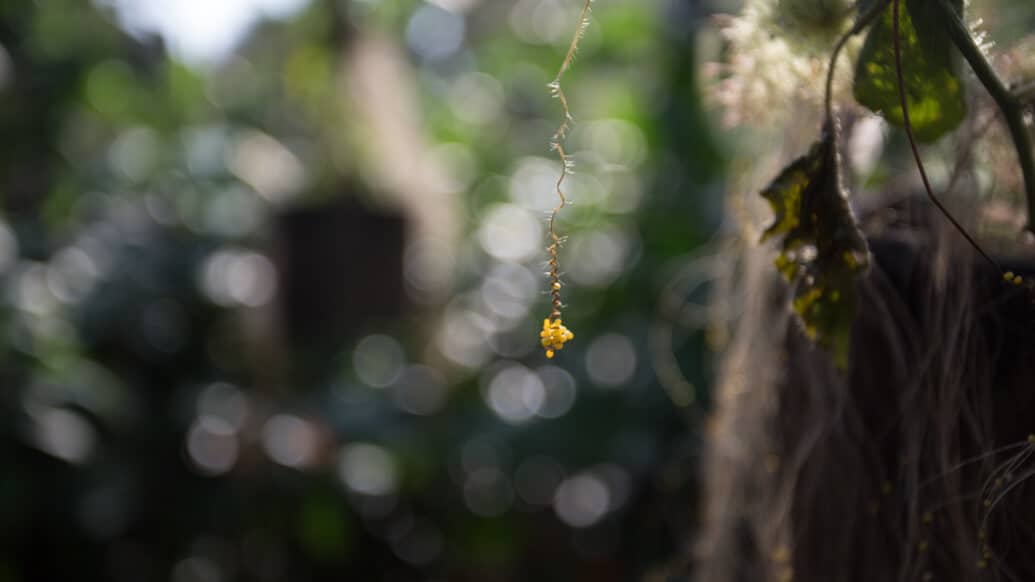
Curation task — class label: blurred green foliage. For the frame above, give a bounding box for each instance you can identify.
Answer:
[0,1,725,581]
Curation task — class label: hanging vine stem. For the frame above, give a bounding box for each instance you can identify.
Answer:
[890,0,1005,276]
[823,0,887,125]
[539,0,592,359]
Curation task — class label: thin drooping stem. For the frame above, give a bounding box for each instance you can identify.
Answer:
[933,0,1035,235]
[823,0,888,124]
[891,0,1002,272]
[546,0,593,320]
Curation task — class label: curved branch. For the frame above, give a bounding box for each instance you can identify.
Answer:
[934,0,1035,235]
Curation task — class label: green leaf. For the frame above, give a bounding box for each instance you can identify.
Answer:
[761,125,870,368]
[853,0,966,142]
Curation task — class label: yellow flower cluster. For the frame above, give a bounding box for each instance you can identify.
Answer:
[1003,271,1024,286]
[540,318,574,359]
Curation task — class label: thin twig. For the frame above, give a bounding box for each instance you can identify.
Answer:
[823,0,888,124]
[1013,80,1035,104]
[545,0,593,320]
[934,0,1035,235]
[891,0,1002,272]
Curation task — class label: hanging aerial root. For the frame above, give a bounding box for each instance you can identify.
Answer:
[539,0,592,359]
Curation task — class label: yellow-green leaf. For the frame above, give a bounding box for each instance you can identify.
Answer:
[760,125,870,368]
[853,0,966,142]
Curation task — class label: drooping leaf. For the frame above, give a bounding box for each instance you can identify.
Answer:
[853,0,966,142]
[761,124,870,368]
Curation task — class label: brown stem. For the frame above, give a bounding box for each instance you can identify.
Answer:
[891,0,1001,273]
[544,0,593,323]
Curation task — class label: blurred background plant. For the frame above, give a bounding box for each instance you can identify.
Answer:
[0,1,725,581]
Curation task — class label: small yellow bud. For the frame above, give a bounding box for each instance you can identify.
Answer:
[546,350,555,359]
[1003,272,1024,285]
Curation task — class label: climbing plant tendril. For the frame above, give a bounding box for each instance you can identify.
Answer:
[539,0,592,359]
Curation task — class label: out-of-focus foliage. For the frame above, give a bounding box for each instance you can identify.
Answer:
[0,0,724,581]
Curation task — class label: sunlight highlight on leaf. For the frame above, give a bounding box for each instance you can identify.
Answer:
[853,0,967,142]
[761,124,870,368]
